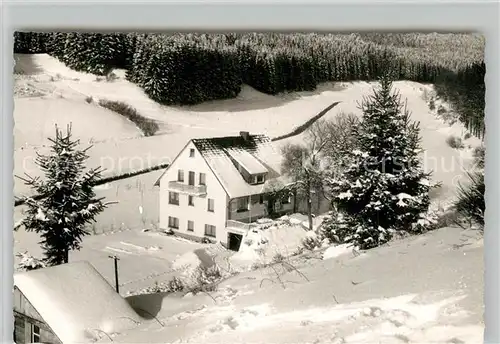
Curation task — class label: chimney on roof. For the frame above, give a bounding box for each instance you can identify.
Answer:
[240,131,250,141]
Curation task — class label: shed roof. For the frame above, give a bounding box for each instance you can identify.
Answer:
[14,261,141,343]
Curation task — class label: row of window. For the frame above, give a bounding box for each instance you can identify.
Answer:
[169,192,291,212]
[169,192,215,211]
[178,169,206,186]
[233,195,291,211]
[168,216,216,237]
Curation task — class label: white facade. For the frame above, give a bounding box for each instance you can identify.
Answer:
[158,141,229,244]
[157,135,295,246]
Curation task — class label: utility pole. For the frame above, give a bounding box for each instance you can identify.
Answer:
[108,255,120,293]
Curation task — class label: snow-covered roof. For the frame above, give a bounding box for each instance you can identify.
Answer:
[191,134,288,198]
[14,261,141,343]
[225,148,269,175]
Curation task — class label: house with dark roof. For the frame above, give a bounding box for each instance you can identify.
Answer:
[13,261,141,344]
[154,131,295,251]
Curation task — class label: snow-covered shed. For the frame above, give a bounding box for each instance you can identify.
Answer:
[13,261,142,343]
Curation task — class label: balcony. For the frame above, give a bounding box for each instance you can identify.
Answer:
[168,181,207,196]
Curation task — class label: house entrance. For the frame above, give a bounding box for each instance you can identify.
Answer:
[227,233,243,252]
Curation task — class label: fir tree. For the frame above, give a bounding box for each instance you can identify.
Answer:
[326,75,433,249]
[16,125,107,266]
[45,32,68,60]
[16,251,47,271]
[454,145,485,228]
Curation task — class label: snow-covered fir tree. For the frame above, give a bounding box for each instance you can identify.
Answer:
[325,75,433,249]
[454,145,485,229]
[17,125,107,266]
[16,251,47,271]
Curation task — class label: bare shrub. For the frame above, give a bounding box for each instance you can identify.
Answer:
[244,238,254,246]
[132,277,184,295]
[167,276,185,292]
[429,99,436,111]
[301,235,321,251]
[98,99,159,136]
[437,105,447,116]
[251,262,263,271]
[106,71,119,82]
[446,135,464,149]
[434,209,468,229]
[473,145,485,168]
[272,252,285,263]
[201,237,212,244]
[318,111,360,160]
[183,265,223,295]
[130,264,224,297]
[292,246,305,256]
[257,256,310,290]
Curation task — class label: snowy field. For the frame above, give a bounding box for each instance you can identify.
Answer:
[93,226,483,343]
[14,214,320,296]
[15,225,208,295]
[12,53,484,343]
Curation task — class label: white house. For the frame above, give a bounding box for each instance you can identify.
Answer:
[154,132,295,251]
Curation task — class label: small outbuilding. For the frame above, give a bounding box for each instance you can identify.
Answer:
[13,261,141,343]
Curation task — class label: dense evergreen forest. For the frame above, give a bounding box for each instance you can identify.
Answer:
[14,32,485,138]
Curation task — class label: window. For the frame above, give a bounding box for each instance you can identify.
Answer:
[190,148,195,157]
[237,197,249,212]
[188,171,195,186]
[178,170,184,182]
[204,224,216,237]
[208,198,215,212]
[31,324,41,343]
[254,174,265,184]
[187,220,194,232]
[188,195,194,206]
[168,216,179,229]
[199,173,206,185]
[169,192,179,205]
[282,195,291,204]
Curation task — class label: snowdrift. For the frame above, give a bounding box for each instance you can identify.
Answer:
[229,215,318,269]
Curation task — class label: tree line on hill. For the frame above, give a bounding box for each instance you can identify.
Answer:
[14,31,485,138]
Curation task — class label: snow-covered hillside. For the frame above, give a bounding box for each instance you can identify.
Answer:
[92,226,483,343]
